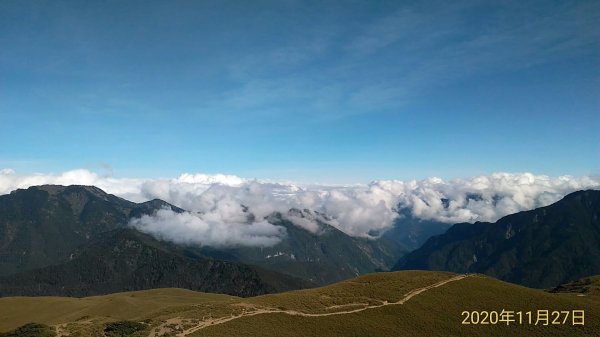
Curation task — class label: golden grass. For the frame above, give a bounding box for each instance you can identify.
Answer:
[1,272,599,337]
[186,274,600,337]
[0,288,235,331]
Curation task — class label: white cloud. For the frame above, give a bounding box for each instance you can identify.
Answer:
[175,173,245,186]
[1,169,599,247]
[0,168,144,198]
[130,208,286,247]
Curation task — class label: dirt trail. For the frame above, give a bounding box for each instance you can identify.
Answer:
[54,323,70,337]
[174,274,469,336]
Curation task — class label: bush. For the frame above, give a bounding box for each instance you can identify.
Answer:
[0,323,56,337]
[103,321,146,336]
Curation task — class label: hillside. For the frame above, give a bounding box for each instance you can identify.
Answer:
[381,209,450,251]
[199,210,404,285]
[394,190,600,288]
[0,228,311,297]
[550,275,600,297]
[0,185,404,288]
[1,271,598,337]
[0,185,181,276]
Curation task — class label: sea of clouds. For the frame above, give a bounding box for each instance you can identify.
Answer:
[1,168,598,247]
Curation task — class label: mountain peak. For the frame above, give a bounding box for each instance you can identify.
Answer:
[0,185,177,276]
[30,184,68,195]
[32,184,108,196]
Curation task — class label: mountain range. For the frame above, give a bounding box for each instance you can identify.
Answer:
[197,209,404,285]
[0,227,310,297]
[394,189,600,288]
[0,185,180,276]
[0,185,404,296]
[1,184,599,298]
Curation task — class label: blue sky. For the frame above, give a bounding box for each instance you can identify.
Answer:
[1,0,598,183]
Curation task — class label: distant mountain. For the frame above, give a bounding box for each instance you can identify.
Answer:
[0,185,180,276]
[0,185,311,297]
[199,209,405,285]
[393,190,600,288]
[0,228,311,297]
[380,211,450,251]
[0,185,404,291]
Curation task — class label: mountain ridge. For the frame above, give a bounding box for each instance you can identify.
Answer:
[0,185,182,276]
[393,189,600,288]
[0,227,312,297]
[197,210,404,285]
[0,184,403,292]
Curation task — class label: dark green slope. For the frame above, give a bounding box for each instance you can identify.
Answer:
[0,185,402,292]
[0,228,312,297]
[199,210,405,285]
[394,190,600,288]
[380,211,450,251]
[0,185,312,297]
[0,185,181,276]
[0,323,55,337]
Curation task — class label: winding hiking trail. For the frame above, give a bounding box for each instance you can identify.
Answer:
[167,274,469,336]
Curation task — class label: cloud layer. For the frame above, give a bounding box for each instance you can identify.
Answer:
[129,208,286,248]
[1,169,598,247]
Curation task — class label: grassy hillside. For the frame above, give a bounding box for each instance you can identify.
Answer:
[0,288,235,332]
[1,271,598,337]
[550,275,600,297]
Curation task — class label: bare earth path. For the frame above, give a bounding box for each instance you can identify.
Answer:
[55,323,69,337]
[173,274,469,336]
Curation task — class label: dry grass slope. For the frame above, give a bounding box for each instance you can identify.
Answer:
[0,288,235,333]
[1,271,598,337]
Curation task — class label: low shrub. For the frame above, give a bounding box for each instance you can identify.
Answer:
[104,321,146,336]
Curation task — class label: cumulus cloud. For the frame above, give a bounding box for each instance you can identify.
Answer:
[383,173,600,224]
[130,208,286,247]
[0,168,144,200]
[1,169,599,247]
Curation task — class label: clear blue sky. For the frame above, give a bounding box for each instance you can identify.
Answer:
[1,0,598,183]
